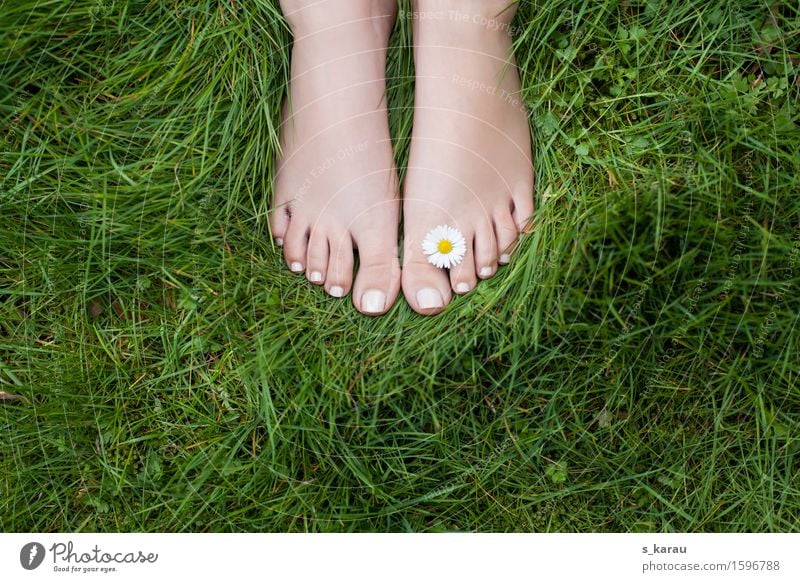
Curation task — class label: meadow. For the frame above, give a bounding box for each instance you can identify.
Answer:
[1,0,798,531]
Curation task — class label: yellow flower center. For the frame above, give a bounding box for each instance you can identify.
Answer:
[437,239,453,254]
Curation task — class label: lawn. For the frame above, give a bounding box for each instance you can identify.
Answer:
[1,0,799,532]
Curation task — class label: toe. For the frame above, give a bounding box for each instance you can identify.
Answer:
[402,227,452,315]
[473,222,498,280]
[402,260,452,315]
[449,233,478,295]
[352,230,401,316]
[269,202,291,247]
[494,210,518,266]
[283,219,308,274]
[325,232,354,298]
[511,181,534,233]
[306,229,329,285]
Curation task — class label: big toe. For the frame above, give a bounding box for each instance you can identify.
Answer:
[352,232,401,316]
[402,257,452,316]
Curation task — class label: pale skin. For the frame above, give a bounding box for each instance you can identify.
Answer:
[272,0,533,315]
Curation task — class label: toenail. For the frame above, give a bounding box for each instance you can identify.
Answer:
[309,271,323,283]
[329,286,345,298]
[456,282,470,294]
[479,266,494,278]
[290,262,304,273]
[417,288,444,310]
[499,254,511,265]
[275,237,284,247]
[362,290,387,314]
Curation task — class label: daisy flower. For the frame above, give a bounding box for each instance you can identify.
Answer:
[422,224,467,269]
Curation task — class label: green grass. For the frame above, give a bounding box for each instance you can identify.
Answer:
[1,0,799,532]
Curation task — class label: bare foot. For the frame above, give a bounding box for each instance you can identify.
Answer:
[272,0,400,316]
[402,0,534,315]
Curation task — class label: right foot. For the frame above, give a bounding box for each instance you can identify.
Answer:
[272,0,400,316]
[402,0,534,315]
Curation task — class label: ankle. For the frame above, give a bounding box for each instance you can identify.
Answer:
[410,0,519,36]
[282,0,397,39]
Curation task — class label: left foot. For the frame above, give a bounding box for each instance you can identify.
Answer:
[272,0,401,316]
[402,0,534,315]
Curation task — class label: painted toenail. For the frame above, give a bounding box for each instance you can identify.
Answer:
[275,238,284,247]
[499,254,511,265]
[329,286,345,298]
[456,282,470,294]
[362,290,387,314]
[479,266,493,278]
[417,288,444,310]
[309,271,323,283]
[290,262,304,273]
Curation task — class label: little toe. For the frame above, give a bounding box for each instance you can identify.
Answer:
[512,182,534,233]
[270,202,291,247]
[494,211,518,266]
